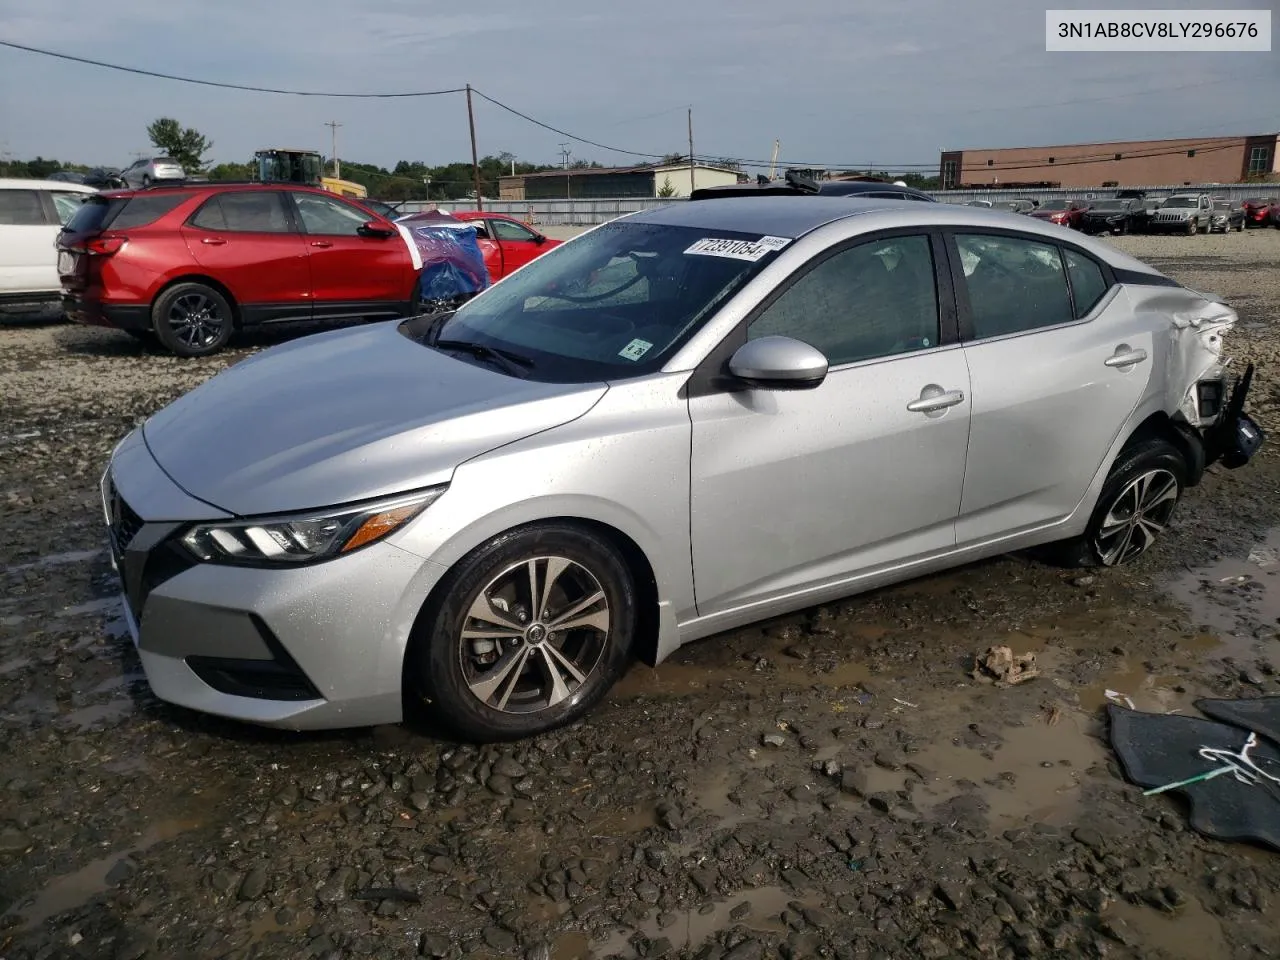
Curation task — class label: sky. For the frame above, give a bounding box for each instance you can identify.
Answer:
[0,0,1277,174]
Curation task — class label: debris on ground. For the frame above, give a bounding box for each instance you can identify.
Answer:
[971,645,1040,686]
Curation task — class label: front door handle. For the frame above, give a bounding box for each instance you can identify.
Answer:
[1105,346,1148,369]
[310,240,334,248]
[201,237,227,246]
[907,386,965,413]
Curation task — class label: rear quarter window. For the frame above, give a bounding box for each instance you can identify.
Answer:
[110,193,190,229]
[1063,248,1109,318]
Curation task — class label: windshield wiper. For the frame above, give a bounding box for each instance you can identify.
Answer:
[432,338,535,377]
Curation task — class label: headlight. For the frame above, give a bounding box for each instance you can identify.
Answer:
[180,487,446,566]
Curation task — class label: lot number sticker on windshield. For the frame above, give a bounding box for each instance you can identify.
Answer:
[619,338,654,361]
[684,235,791,262]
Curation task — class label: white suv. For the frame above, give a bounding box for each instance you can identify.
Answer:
[0,178,98,316]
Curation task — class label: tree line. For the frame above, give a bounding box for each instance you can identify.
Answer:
[0,116,940,196]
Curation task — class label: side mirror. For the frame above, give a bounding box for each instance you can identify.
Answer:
[358,220,396,238]
[728,336,828,390]
[531,234,547,245]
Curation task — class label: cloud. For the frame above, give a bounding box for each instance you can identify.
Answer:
[0,0,1274,174]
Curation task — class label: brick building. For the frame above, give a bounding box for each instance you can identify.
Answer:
[939,134,1279,189]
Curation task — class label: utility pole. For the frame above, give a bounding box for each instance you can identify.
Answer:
[687,107,695,195]
[559,142,572,201]
[465,84,483,211]
[324,121,343,178]
[768,140,781,180]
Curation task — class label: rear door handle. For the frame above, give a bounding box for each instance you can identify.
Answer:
[1105,346,1148,368]
[310,240,333,248]
[201,237,227,246]
[907,387,965,413]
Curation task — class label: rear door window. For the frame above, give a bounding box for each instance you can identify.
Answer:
[955,234,1075,339]
[190,192,291,232]
[0,189,47,225]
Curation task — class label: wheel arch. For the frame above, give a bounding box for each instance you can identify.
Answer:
[399,515,665,710]
[151,275,242,328]
[1120,410,1206,486]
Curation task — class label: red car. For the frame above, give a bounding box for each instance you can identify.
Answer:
[1242,197,1278,227]
[58,183,417,356]
[451,212,561,281]
[1028,198,1087,229]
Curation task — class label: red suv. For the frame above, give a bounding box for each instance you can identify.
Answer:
[58,183,417,356]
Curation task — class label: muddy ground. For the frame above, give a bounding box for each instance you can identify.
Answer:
[1,231,1280,960]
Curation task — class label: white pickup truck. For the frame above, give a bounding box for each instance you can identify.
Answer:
[0,178,98,316]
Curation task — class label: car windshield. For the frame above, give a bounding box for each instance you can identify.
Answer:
[1040,199,1070,210]
[1245,198,1274,205]
[1092,200,1126,211]
[1214,201,1232,211]
[416,220,786,383]
[1163,197,1197,208]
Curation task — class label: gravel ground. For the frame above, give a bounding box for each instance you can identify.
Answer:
[2,231,1280,960]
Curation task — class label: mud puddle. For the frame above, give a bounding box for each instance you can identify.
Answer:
[4,817,205,930]
[591,885,796,958]
[903,714,1108,828]
[1164,526,1280,656]
[1105,898,1229,959]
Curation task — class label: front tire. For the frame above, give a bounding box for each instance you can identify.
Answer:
[409,523,637,741]
[1186,219,1198,236]
[1043,439,1186,568]
[152,282,234,357]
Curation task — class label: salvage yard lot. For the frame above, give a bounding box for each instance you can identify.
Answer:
[2,231,1280,959]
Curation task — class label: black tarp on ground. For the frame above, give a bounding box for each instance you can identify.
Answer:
[1196,696,1280,749]
[1107,703,1280,851]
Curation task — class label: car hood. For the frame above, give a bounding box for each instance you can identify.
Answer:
[142,321,607,516]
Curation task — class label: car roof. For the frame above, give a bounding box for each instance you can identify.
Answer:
[98,181,332,199]
[625,195,1166,276]
[0,177,98,193]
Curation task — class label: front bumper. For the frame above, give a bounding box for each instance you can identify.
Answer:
[1147,218,1194,232]
[1202,364,1265,470]
[102,430,444,729]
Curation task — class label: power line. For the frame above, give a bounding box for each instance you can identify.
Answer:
[471,88,666,159]
[0,40,465,97]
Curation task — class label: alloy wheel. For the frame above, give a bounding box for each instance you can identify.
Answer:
[1093,469,1179,566]
[167,293,226,349]
[458,556,611,714]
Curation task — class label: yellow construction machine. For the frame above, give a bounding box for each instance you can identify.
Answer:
[253,148,368,198]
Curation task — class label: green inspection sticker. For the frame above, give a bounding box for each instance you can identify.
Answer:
[618,338,653,361]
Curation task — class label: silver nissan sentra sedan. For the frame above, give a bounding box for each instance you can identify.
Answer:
[101,196,1263,741]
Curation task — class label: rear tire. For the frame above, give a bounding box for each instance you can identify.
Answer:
[408,523,637,742]
[1041,439,1187,568]
[152,282,234,357]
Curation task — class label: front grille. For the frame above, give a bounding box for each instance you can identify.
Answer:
[107,481,144,553]
[104,477,195,616]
